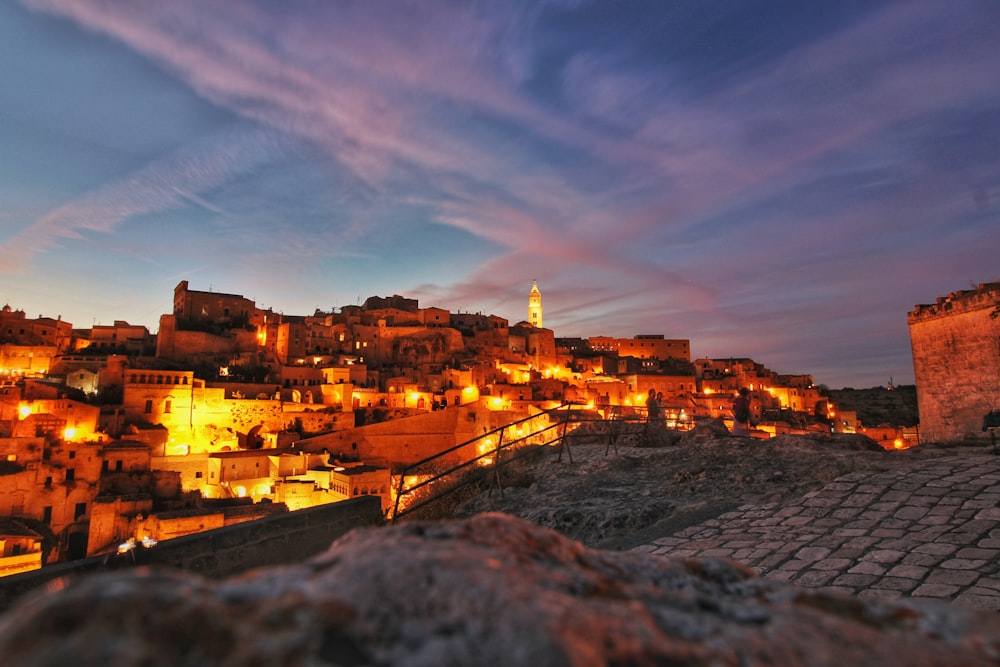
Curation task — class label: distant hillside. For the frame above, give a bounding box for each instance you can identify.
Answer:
[827,385,919,427]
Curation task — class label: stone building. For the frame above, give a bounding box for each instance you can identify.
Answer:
[589,335,691,362]
[908,282,1000,444]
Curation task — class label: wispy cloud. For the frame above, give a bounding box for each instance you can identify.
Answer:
[0,124,285,270]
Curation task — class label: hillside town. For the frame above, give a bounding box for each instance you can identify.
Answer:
[0,279,965,577]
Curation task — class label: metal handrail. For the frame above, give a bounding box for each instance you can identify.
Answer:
[389,402,694,522]
[391,402,581,522]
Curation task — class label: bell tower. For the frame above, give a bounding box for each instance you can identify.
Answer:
[528,280,543,328]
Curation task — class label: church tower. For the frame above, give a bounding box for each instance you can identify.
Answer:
[528,280,543,328]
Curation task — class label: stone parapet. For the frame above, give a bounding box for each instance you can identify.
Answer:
[908,282,1000,322]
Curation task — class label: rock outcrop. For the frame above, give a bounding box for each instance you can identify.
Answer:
[1,513,998,666]
[456,431,894,549]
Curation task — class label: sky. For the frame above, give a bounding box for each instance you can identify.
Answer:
[1,0,998,389]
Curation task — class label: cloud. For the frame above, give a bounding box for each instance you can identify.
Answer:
[0,124,285,270]
[10,0,1000,388]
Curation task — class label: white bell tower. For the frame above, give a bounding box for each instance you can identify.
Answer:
[528,280,543,328]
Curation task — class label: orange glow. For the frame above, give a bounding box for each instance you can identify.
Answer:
[63,427,77,441]
[893,438,904,450]
[18,404,32,419]
[703,387,713,395]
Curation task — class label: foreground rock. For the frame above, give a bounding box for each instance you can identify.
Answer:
[1,514,999,666]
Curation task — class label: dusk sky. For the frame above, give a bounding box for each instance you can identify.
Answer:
[1,1,998,389]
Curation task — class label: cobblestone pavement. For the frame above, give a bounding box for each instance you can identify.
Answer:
[633,453,1000,611]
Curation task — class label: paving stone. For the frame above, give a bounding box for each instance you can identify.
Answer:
[975,577,1000,592]
[962,585,1000,598]
[749,518,782,527]
[840,493,879,508]
[901,553,946,567]
[848,561,887,576]
[831,527,868,537]
[720,539,757,549]
[793,571,838,587]
[886,564,928,580]
[862,549,906,564]
[870,529,906,539]
[833,573,879,587]
[917,515,954,526]
[781,516,814,527]
[926,569,980,586]
[777,559,809,572]
[940,558,989,570]
[873,577,921,593]
[794,546,831,562]
[954,519,997,533]
[913,542,959,556]
[965,501,1000,511]
[894,506,930,520]
[808,536,847,550]
[773,506,804,517]
[841,536,881,550]
[757,554,787,569]
[811,558,854,571]
[912,583,961,598]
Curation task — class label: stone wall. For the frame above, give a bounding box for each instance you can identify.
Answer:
[908,283,1000,443]
[298,403,550,467]
[0,495,381,614]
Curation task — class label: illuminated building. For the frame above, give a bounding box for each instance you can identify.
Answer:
[528,280,543,328]
[0,519,44,577]
[588,335,691,361]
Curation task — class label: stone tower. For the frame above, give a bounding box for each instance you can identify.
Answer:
[528,280,543,328]
[908,282,1000,444]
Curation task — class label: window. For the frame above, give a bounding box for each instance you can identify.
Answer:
[165,400,172,414]
[74,502,87,520]
[195,471,203,479]
[69,451,76,459]
[65,469,75,481]
[115,461,123,472]
[145,399,152,414]
[42,506,51,524]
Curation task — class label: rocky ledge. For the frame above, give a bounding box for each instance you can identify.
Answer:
[1,512,998,666]
[457,421,923,550]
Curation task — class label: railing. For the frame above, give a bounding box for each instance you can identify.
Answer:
[390,402,693,522]
[391,402,575,522]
